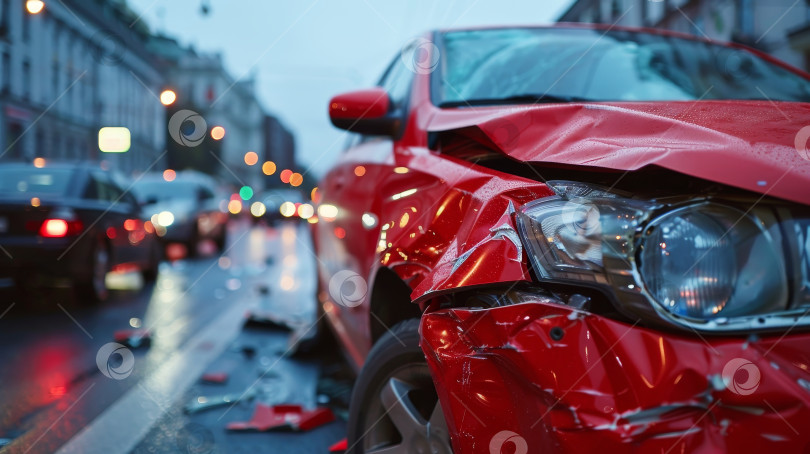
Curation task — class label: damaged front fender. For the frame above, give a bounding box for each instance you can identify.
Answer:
[421,298,810,453]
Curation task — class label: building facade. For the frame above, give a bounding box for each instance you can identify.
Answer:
[149,36,264,190]
[0,0,167,174]
[558,0,810,72]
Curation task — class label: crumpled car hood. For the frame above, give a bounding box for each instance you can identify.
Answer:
[426,101,810,205]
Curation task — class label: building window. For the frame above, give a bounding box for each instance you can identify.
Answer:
[22,60,30,99]
[739,0,754,37]
[0,0,10,39]
[1,52,9,93]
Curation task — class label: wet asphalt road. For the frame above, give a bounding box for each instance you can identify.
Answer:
[0,219,348,454]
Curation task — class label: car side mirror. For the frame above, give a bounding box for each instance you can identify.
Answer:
[328,88,399,137]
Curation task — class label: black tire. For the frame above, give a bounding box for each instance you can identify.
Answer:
[76,239,110,304]
[141,241,161,282]
[347,318,452,454]
[214,230,226,251]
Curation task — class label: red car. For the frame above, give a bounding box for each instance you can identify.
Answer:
[314,24,810,453]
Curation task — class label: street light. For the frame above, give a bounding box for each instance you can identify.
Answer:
[160,89,177,106]
[211,126,225,140]
[26,0,45,14]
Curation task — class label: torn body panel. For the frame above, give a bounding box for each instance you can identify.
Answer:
[421,299,810,453]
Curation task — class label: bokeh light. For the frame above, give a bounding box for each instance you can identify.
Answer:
[279,202,296,217]
[280,169,292,184]
[289,172,303,187]
[262,161,276,175]
[160,90,177,106]
[354,166,366,177]
[250,201,266,217]
[33,157,45,168]
[334,227,346,239]
[26,0,44,14]
[163,169,176,181]
[228,199,242,214]
[239,186,254,200]
[31,197,40,207]
[244,151,258,166]
[297,203,314,219]
[311,187,320,204]
[394,167,410,174]
[211,126,226,140]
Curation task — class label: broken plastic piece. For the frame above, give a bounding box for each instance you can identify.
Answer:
[329,438,347,452]
[244,311,293,331]
[113,329,151,348]
[201,372,228,384]
[226,404,335,432]
[184,388,257,414]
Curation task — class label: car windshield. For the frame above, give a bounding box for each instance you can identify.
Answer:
[0,167,74,196]
[437,27,810,106]
[132,180,199,202]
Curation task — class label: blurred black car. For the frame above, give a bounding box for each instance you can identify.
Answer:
[132,171,228,256]
[257,188,307,224]
[0,162,162,302]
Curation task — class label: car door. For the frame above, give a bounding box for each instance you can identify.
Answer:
[316,55,415,364]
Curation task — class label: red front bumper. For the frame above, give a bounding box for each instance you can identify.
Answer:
[421,300,810,453]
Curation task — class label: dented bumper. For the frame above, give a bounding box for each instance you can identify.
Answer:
[421,299,810,453]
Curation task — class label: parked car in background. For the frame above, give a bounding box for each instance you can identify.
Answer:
[0,162,161,302]
[257,189,309,223]
[314,25,810,453]
[132,171,228,256]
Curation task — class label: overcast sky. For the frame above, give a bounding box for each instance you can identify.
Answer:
[128,0,573,178]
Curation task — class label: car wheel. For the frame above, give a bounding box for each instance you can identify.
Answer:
[347,318,452,454]
[77,239,110,303]
[141,241,161,282]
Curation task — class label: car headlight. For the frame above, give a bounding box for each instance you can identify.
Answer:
[516,181,795,333]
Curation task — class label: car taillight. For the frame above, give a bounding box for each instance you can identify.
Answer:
[39,219,82,237]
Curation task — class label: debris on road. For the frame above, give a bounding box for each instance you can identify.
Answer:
[200,372,228,384]
[113,329,151,348]
[226,404,335,432]
[184,388,257,414]
[329,438,347,452]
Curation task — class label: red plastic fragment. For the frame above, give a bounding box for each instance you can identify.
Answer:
[201,372,228,384]
[329,438,348,452]
[226,404,335,432]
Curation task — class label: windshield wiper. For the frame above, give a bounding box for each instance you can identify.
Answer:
[439,93,591,108]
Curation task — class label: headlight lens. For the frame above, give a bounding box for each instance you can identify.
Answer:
[517,182,792,332]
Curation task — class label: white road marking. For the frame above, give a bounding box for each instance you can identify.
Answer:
[55,297,253,454]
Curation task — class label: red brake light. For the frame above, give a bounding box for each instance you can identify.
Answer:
[40,219,69,237]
